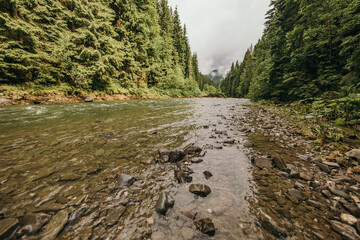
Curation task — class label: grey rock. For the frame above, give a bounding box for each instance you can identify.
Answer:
[340,213,357,225]
[106,206,126,226]
[159,149,185,162]
[287,189,307,201]
[116,174,135,188]
[174,169,192,183]
[273,156,287,171]
[346,149,360,161]
[189,184,211,197]
[299,172,313,181]
[315,161,331,173]
[0,218,19,239]
[193,218,215,236]
[278,171,289,178]
[40,209,69,240]
[329,187,351,200]
[331,220,360,240]
[155,191,175,215]
[323,162,340,169]
[321,190,332,199]
[253,157,273,169]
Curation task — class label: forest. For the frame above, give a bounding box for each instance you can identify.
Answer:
[221,0,360,122]
[0,0,219,97]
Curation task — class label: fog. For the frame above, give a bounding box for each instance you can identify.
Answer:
[167,0,270,75]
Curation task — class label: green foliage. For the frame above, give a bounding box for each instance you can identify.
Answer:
[0,0,215,96]
[221,0,360,103]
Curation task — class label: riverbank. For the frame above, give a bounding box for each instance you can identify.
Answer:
[0,85,223,107]
[241,102,360,239]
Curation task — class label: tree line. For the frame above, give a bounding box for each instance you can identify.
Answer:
[221,0,360,101]
[0,0,218,95]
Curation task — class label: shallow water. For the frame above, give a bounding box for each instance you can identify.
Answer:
[0,98,257,239]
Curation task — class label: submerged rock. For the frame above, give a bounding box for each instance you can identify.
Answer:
[203,171,213,180]
[191,158,203,164]
[155,191,175,215]
[189,184,211,197]
[0,218,19,239]
[159,149,185,163]
[315,161,331,173]
[253,157,273,169]
[257,209,287,238]
[116,174,135,188]
[106,206,126,226]
[272,156,286,171]
[40,209,69,240]
[174,169,193,183]
[331,220,360,240]
[19,213,50,235]
[193,218,215,236]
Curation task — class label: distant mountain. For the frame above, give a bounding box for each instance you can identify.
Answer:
[206,70,223,85]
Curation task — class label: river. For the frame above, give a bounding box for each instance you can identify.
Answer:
[0,98,352,239]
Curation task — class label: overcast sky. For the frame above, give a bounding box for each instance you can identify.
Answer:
[167,0,270,75]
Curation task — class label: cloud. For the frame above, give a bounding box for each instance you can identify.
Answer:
[167,0,270,75]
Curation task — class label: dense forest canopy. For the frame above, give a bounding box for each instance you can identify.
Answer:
[0,0,218,95]
[221,0,360,102]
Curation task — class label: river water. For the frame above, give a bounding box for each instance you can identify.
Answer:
[0,98,346,239]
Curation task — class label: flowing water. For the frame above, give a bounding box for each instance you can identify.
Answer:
[0,98,345,239]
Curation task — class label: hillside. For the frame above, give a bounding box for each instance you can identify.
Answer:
[0,0,219,98]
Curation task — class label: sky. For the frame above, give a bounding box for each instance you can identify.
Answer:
[167,0,271,76]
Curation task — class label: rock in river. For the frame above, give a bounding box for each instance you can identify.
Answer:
[155,191,175,215]
[116,174,135,188]
[40,209,69,240]
[328,187,351,200]
[189,184,211,197]
[203,171,213,180]
[19,213,50,235]
[193,218,216,236]
[331,220,360,240]
[272,156,287,171]
[0,218,19,239]
[106,206,126,226]
[253,157,273,169]
[340,213,358,225]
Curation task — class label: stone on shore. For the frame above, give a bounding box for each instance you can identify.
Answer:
[331,220,360,240]
[193,218,215,236]
[40,209,69,240]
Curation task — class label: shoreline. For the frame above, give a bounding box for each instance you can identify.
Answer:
[0,90,223,107]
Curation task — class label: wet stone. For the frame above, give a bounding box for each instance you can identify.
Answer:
[0,218,19,239]
[328,187,351,200]
[191,158,203,164]
[343,204,360,218]
[40,209,69,240]
[58,172,81,181]
[287,189,307,202]
[323,162,340,169]
[116,174,135,188]
[331,220,360,240]
[272,156,287,171]
[257,209,287,238]
[278,171,289,178]
[159,149,185,163]
[146,217,154,225]
[189,184,211,197]
[174,169,193,183]
[299,172,313,181]
[315,161,331,173]
[179,211,196,220]
[95,148,105,156]
[20,213,50,235]
[155,191,175,215]
[253,157,273,169]
[193,218,216,236]
[321,190,332,199]
[203,171,213,180]
[106,206,126,226]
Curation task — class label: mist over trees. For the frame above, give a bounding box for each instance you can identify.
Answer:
[221,0,360,101]
[0,0,218,95]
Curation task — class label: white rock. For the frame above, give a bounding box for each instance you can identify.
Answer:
[340,213,357,225]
